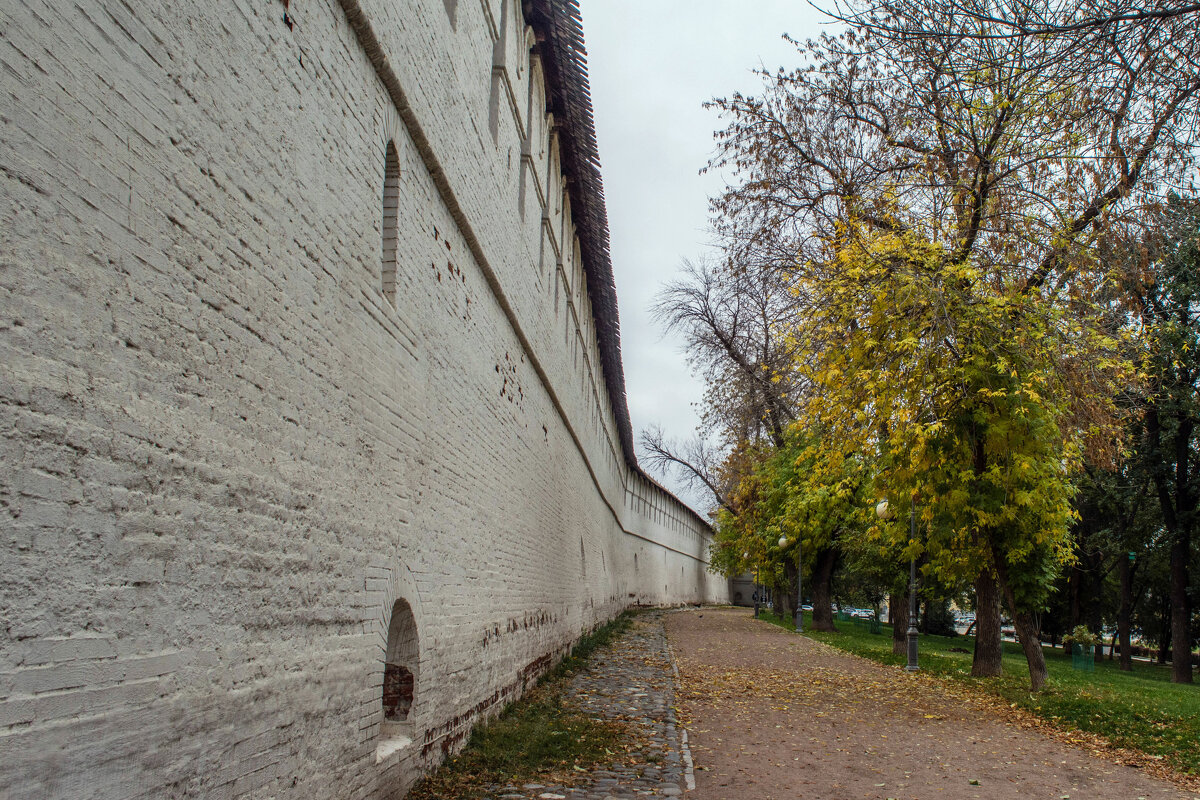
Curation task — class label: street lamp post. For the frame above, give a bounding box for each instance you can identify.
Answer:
[905,498,919,672]
[876,498,919,671]
[747,551,759,619]
[754,568,760,618]
[779,536,802,633]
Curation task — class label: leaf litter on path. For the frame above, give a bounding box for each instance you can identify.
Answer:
[668,608,1197,800]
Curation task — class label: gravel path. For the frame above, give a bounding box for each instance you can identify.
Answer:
[480,610,691,799]
[668,607,1195,800]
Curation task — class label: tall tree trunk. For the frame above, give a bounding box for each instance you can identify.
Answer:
[991,542,1049,691]
[777,560,797,628]
[776,588,794,627]
[968,439,1006,680]
[1147,406,1195,683]
[971,568,1003,677]
[1086,565,1105,642]
[1170,529,1193,683]
[1171,412,1195,684]
[1158,592,1172,664]
[890,590,908,656]
[1067,564,1082,631]
[1118,553,1133,671]
[811,547,838,631]
[1009,608,1048,691]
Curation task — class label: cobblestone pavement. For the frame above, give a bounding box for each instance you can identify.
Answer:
[480,610,692,800]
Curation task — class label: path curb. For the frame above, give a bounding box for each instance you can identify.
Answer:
[665,615,696,793]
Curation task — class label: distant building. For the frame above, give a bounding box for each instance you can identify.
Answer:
[730,572,757,606]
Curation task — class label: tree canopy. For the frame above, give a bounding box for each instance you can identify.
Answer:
[695,0,1197,690]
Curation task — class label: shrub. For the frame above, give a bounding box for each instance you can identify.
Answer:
[1061,625,1102,649]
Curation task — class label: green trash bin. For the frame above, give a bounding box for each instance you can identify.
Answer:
[869,616,882,635]
[1071,643,1095,672]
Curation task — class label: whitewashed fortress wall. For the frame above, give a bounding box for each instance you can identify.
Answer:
[0,1,728,798]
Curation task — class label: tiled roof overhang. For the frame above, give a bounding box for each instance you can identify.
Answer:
[524,0,632,464]
[525,0,712,530]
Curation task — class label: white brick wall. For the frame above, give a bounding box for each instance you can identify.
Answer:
[0,1,728,797]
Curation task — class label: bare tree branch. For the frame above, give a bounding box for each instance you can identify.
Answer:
[640,425,732,513]
[822,0,1200,39]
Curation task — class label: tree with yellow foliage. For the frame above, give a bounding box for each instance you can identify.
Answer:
[710,430,872,632]
[802,223,1130,689]
[706,0,1194,688]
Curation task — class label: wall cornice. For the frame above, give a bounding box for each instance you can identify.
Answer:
[526,0,713,533]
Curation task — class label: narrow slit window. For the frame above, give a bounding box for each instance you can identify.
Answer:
[381,141,400,307]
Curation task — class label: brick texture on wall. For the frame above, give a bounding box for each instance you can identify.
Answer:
[0,1,727,798]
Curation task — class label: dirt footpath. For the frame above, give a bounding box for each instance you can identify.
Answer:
[667,607,1194,800]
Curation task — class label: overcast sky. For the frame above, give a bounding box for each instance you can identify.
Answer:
[581,2,832,512]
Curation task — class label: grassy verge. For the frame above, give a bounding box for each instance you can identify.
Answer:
[406,611,639,800]
[758,609,1200,777]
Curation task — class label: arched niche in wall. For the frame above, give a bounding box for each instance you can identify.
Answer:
[370,559,424,765]
[383,598,418,727]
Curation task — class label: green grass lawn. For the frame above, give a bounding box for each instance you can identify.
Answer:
[759,609,1200,777]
